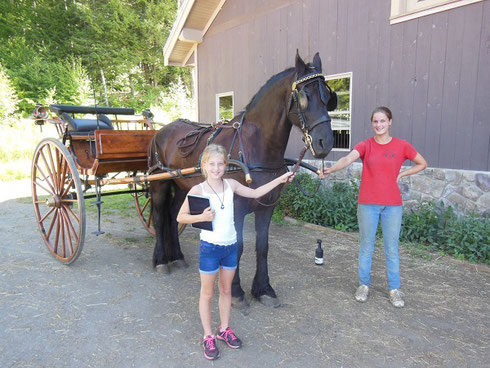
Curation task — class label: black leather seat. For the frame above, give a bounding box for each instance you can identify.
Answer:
[62,112,113,135]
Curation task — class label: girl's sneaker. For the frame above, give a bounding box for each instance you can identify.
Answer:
[203,335,220,360]
[216,327,242,349]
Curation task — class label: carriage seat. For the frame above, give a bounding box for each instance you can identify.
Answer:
[62,112,113,135]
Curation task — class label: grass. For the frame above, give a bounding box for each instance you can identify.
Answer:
[86,189,137,219]
[0,119,59,181]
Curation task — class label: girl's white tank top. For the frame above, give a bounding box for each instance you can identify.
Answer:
[199,179,237,245]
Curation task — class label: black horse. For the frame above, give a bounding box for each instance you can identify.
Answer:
[149,51,337,307]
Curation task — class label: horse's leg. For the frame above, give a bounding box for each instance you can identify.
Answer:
[151,180,172,274]
[169,184,188,268]
[231,211,248,309]
[252,206,280,307]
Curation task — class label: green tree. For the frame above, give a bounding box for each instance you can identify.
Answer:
[0,0,188,113]
[0,63,18,122]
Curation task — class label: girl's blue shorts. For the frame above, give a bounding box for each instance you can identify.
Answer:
[199,240,238,274]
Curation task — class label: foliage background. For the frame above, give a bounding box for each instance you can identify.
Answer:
[0,0,196,180]
[0,0,190,115]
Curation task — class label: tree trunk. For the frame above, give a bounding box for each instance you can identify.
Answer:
[100,68,109,106]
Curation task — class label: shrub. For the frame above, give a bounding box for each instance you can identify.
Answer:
[401,202,489,263]
[276,173,359,232]
[277,175,489,264]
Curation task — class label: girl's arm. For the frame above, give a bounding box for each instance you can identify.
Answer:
[397,153,427,183]
[229,171,294,199]
[321,149,360,177]
[176,185,215,224]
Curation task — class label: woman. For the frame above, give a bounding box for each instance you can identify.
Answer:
[322,107,427,307]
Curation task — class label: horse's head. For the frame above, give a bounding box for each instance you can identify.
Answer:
[288,51,337,158]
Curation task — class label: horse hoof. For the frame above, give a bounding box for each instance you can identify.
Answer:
[258,295,281,308]
[172,259,189,269]
[231,296,250,310]
[155,264,171,274]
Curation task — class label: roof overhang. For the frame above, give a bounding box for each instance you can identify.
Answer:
[163,0,227,67]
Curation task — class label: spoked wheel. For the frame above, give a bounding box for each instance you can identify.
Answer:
[132,180,155,236]
[132,180,186,236]
[31,138,86,264]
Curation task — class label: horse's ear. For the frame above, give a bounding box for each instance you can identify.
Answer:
[312,52,322,72]
[295,49,307,75]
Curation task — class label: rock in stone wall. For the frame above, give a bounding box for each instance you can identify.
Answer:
[304,160,490,216]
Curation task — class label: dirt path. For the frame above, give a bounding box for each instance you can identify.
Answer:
[0,194,489,367]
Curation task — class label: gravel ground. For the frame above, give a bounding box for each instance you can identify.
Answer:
[0,186,489,367]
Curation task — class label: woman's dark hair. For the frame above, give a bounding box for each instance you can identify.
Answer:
[370,106,393,121]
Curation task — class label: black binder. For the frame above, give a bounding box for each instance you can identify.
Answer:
[188,194,213,231]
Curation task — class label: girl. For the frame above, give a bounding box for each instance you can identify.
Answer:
[322,107,427,308]
[177,144,294,360]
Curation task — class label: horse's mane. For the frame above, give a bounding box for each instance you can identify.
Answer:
[244,67,294,111]
[244,61,319,112]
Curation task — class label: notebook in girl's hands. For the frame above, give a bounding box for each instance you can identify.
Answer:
[188,194,213,231]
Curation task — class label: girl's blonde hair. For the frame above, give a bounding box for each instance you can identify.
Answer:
[201,144,228,179]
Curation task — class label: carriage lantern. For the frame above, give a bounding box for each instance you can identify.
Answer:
[33,104,49,130]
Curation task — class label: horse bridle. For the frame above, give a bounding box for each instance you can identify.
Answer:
[288,72,333,156]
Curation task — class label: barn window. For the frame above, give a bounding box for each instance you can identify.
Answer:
[390,0,483,24]
[216,92,234,121]
[325,72,352,151]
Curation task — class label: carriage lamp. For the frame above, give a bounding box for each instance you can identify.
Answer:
[315,239,324,265]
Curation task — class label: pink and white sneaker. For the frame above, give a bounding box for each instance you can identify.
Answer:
[216,327,242,349]
[202,335,220,360]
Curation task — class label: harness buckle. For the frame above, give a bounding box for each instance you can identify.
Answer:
[232,121,241,130]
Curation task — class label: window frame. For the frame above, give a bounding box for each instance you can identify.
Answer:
[390,0,483,24]
[215,91,234,122]
[324,72,353,152]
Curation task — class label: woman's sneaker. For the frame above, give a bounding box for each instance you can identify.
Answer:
[216,327,242,349]
[202,335,220,360]
[355,285,369,302]
[389,289,405,308]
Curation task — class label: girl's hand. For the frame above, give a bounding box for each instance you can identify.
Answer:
[201,207,215,222]
[279,171,295,183]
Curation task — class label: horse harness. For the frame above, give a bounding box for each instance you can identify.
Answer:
[148,72,332,199]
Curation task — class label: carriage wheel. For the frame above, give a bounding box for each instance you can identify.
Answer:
[132,181,186,236]
[31,138,86,264]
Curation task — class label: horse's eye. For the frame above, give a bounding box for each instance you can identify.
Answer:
[298,90,308,111]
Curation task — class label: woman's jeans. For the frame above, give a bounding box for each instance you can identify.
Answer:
[357,204,403,290]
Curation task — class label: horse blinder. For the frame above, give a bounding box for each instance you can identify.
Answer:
[320,82,338,112]
[292,77,337,113]
[327,90,337,112]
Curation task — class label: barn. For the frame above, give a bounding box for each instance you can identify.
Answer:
[163,0,490,214]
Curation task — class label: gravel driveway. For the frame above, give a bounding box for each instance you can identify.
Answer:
[0,188,489,367]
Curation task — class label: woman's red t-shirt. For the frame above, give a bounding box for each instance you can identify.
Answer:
[353,137,417,205]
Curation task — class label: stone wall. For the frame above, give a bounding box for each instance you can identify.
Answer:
[304,160,490,217]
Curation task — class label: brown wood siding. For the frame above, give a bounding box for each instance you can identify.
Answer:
[196,0,490,170]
